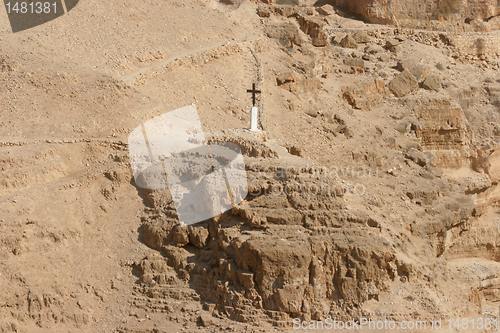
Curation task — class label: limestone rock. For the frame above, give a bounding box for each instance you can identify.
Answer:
[325,0,499,29]
[299,1,317,8]
[316,4,335,16]
[257,6,272,17]
[199,314,214,327]
[447,173,492,194]
[276,71,298,91]
[305,109,319,117]
[386,39,399,50]
[378,53,390,62]
[410,194,474,236]
[390,45,402,54]
[340,34,357,49]
[264,22,301,48]
[405,148,435,167]
[475,184,500,215]
[353,30,370,43]
[333,32,346,45]
[310,27,328,47]
[422,74,441,91]
[343,58,365,73]
[141,217,171,250]
[276,71,319,96]
[202,303,216,312]
[488,150,500,183]
[397,60,429,81]
[388,69,418,97]
[342,79,386,110]
[472,151,491,174]
[297,14,327,47]
[188,226,209,249]
[286,144,303,157]
[237,271,255,291]
[172,226,190,247]
[273,5,297,17]
[276,72,296,86]
[362,54,376,62]
[410,98,472,168]
[135,148,477,325]
[487,84,500,106]
[364,44,384,54]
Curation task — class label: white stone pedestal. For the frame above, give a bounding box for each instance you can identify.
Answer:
[250,107,259,131]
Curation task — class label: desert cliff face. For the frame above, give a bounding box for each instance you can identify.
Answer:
[317,0,500,30]
[1,0,500,332]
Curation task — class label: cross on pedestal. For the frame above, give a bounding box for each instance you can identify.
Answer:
[247,83,261,107]
[247,83,261,131]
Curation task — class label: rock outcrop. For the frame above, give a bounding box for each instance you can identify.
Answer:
[342,79,386,110]
[388,70,419,97]
[325,0,500,30]
[411,98,472,168]
[137,156,414,325]
[297,13,328,47]
[265,22,302,48]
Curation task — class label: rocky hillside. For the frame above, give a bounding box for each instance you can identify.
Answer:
[1,0,500,332]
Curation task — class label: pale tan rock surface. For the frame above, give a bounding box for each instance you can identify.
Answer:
[1,0,500,332]
[326,0,500,30]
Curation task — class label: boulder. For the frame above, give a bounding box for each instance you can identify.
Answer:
[310,28,328,47]
[386,39,399,50]
[388,69,418,97]
[297,14,328,47]
[362,54,376,62]
[343,58,365,73]
[422,74,441,91]
[397,60,429,81]
[303,7,315,15]
[257,6,272,17]
[276,71,319,96]
[340,34,358,49]
[353,30,370,43]
[198,314,214,327]
[405,148,435,167]
[333,32,346,45]
[235,234,312,312]
[188,226,209,249]
[364,44,384,54]
[264,22,301,48]
[317,4,335,16]
[172,226,190,247]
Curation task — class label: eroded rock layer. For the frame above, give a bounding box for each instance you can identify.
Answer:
[324,0,499,30]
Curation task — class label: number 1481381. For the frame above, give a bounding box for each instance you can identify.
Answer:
[6,2,57,14]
